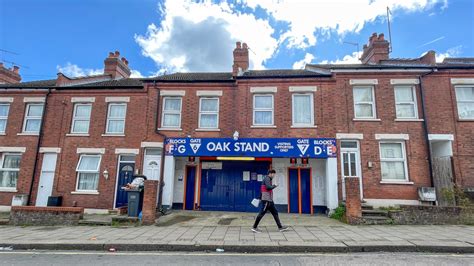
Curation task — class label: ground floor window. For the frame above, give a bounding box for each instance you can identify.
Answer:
[76,154,101,191]
[379,142,408,181]
[0,153,21,188]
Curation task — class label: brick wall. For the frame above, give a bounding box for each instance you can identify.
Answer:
[9,206,84,225]
[142,180,159,225]
[344,177,362,223]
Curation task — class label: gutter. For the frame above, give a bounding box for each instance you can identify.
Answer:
[27,88,51,205]
[418,69,436,190]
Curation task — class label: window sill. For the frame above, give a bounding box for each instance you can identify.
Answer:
[195,128,221,132]
[0,188,17,192]
[353,118,381,122]
[380,181,414,185]
[290,125,317,128]
[395,119,424,122]
[457,119,474,122]
[158,128,182,131]
[102,134,125,137]
[17,132,40,136]
[0,133,5,136]
[66,133,90,137]
[71,191,99,195]
[250,125,277,128]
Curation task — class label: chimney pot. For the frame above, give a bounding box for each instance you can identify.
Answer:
[114,50,120,57]
[378,33,384,40]
[236,41,241,48]
[360,32,390,64]
[13,66,19,73]
[109,52,114,57]
[104,51,131,79]
[242,43,248,49]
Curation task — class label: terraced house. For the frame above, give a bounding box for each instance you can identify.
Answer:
[0,33,472,214]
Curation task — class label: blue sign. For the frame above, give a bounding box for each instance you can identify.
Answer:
[165,138,337,158]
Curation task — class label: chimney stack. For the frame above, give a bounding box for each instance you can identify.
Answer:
[104,50,131,79]
[0,63,21,84]
[360,33,390,64]
[232,41,249,76]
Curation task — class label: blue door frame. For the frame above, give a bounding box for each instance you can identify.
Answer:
[287,167,313,214]
[115,162,135,208]
[184,165,196,210]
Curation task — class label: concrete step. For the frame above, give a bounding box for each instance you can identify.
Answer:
[0,218,9,225]
[78,220,111,226]
[361,204,374,210]
[362,216,393,225]
[362,209,389,217]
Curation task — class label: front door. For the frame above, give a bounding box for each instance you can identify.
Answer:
[340,140,362,199]
[288,167,312,214]
[35,153,58,206]
[115,158,135,208]
[184,166,196,210]
[143,148,161,180]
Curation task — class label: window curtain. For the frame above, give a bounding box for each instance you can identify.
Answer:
[75,105,91,118]
[200,114,217,128]
[163,114,180,127]
[107,120,124,133]
[380,143,405,180]
[78,156,100,171]
[0,105,9,116]
[78,173,99,190]
[164,99,181,111]
[255,111,272,124]
[293,95,311,124]
[201,99,218,111]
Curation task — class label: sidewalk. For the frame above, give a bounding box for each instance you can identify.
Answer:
[1,212,474,253]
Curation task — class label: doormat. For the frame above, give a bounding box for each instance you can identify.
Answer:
[217,218,236,225]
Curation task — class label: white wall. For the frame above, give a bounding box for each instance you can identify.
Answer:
[311,159,327,206]
[162,155,175,207]
[326,157,338,211]
[272,158,288,205]
[172,157,186,203]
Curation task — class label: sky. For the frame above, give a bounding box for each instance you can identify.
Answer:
[0,0,473,82]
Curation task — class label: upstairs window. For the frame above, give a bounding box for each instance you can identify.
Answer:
[455,86,474,119]
[253,94,274,125]
[353,86,376,119]
[106,103,126,134]
[395,86,418,119]
[22,103,44,133]
[199,98,219,129]
[162,97,182,128]
[292,94,314,126]
[0,103,10,133]
[71,103,92,133]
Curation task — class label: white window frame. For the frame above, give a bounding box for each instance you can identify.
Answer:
[379,141,409,182]
[71,103,92,134]
[0,153,21,189]
[394,85,418,119]
[105,103,127,134]
[253,94,274,126]
[292,93,314,126]
[198,97,219,129]
[75,154,102,192]
[0,103,10,133]
[454,85,474,120]
[353,86,376,119]
[161,97,182,128]
[22,103,44,133]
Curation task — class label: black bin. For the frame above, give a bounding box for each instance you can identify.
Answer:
[127,189,144,217]
[47,196,62,206]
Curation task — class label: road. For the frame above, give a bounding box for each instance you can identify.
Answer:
[0,251,473,265]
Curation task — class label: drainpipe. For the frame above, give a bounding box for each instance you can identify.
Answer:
[418,69,436,189]
[27,88,51,205]
[153,80,167,213]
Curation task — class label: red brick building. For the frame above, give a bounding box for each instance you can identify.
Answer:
[0,33,472,213]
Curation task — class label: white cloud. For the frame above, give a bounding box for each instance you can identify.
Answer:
[56,62,103,77]
[245,0,446,49]
[57,62,144,78]
[319,51,361,64]
[135,0,278,73]
[434,45,462,63]
[293,53,315,69]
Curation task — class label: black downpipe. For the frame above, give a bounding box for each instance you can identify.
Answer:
[27,88,51,205]
[153,81,167,213]
[419,70,435,189]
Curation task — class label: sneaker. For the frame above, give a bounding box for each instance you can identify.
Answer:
[279,226,289,232]
[251,227,262,233]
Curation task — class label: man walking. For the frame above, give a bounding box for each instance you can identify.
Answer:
[252,169,289,233]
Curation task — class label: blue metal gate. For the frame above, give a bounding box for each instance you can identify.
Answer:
[184,166,196,210]
[288,167,312,214]
[200,161,270,212]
